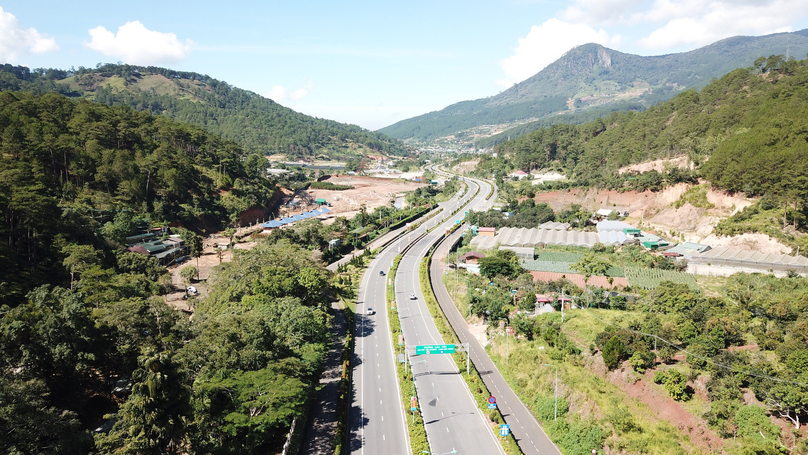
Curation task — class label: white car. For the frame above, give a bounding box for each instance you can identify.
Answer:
[366,307,375,315]
[409,293,417,300]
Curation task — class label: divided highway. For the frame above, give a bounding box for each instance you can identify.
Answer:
[349,169,557,455]
[394,176,502,455]
[430,225,562,455]
[349,179,476,455]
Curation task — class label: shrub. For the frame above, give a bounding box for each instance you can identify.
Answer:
[535,395,569,421]
[629,351,653,374]
[603,336,626,370]
[653,369,690,401]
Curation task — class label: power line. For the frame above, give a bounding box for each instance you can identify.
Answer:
[583,311,808,387]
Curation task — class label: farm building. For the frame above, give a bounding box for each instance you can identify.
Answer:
[478,227,496,238]
[686,246,808,276]
[471,228,600,250]
[498,246,534,260]
[664,242,710,257]
[458,251,486,264]
[539,221,570,230]
[471,227,602,249]
[509,170,529,180]
[528,271,629,290]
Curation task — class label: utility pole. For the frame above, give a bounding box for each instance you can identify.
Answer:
[544,363,558,420]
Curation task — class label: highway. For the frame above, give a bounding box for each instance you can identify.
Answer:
[395,176,503,455]
[430,226,562,455]
[349,176,477,455]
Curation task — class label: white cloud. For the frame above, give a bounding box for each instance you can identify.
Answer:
[0,7,58,63]
[636,0,808,49]
[265,86,286,102]
[561,0,644,26]
[290,80,314,100]
[499,18,620,86]
[84,21,194,65]
[264,80,314,102]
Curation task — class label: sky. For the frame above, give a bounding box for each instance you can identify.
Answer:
[2,1,808,130]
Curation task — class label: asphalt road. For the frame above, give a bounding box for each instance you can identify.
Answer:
[430,226,563,455]
[395,177,505,455]
[349,178,475,455]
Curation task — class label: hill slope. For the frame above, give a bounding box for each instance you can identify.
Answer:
[380,29,808,143]
[0,63,406,159]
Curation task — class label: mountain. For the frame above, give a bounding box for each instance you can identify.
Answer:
[0,63,406,160]
[380,29,808,144]
[483,54,808,196]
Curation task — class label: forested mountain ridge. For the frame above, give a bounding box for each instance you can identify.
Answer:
[381,29,808,143]
[0,90,275,304]
[0,63,406,160]
[473,54,808,248]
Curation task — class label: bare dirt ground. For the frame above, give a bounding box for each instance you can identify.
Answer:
[307,175,425,219]
[533,182,793,254]
[617,156,694,174]
[586,354,726,453]
[451,160,479,175]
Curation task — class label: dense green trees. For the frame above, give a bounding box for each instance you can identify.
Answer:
[1,237,332,453]
[0,90,276,305]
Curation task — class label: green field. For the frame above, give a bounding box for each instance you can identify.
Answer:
[625,267,699,290]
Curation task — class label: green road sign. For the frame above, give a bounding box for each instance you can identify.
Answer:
[415,344,456,355]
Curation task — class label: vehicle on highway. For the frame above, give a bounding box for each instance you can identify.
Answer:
[366,307,375,315]
[379,270,385,276]
[409,293,417,300]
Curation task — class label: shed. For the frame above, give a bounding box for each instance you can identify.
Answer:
[315,198,327,205]
[458,251,486,264]
[478,227,496,238]
[509,170,529,180]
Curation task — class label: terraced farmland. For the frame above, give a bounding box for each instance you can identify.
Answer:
[625,267,699,290]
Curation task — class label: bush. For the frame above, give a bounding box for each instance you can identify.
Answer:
[653,369,690,401]
[603,336,626,370]
[535,395,569,421]
[309,181,354,190]
[629,350,654,374]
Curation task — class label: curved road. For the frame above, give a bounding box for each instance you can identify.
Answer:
[395,176,503,455]
[349,177,476,455]
[430,224,562,455]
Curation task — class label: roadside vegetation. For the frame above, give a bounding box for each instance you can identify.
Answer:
[444,237,808,453]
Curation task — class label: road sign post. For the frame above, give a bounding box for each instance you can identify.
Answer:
[500,424,509,437]
[415,344,455,355]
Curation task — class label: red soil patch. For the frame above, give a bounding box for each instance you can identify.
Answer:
[604,362,726,452]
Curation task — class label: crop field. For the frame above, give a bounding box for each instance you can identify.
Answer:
[625,267,699,290]
[535,251,583,262]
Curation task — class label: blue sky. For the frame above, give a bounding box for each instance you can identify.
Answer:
[2,1,808,130]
